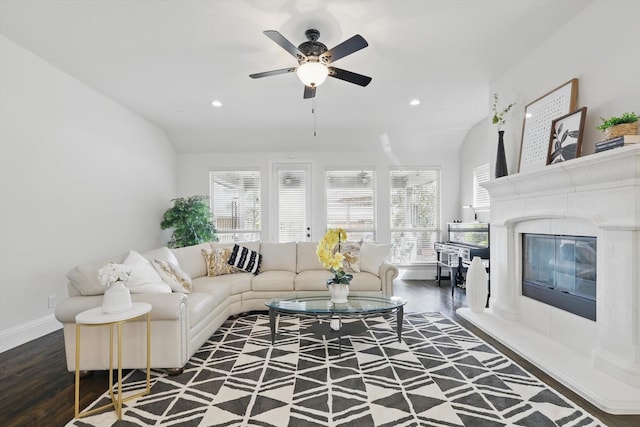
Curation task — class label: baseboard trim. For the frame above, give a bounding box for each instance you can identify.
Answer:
[0,314,61,353]
[397,265,436,280]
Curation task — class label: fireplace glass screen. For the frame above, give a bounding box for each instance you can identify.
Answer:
[522,234,596,320]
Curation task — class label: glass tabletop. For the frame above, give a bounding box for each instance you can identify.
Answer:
[265,293,407,315]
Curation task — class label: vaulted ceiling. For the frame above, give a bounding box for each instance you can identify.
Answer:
[0,0,591,153]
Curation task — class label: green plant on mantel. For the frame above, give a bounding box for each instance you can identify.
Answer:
[161,195,218,248]
[491,93,516,130]
[596,111,638,131]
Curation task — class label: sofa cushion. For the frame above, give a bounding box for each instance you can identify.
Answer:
[296,242,324,272]
[171,243,210,278]
[67,253,127,296]
[294,270,333,291]
[152,259,192,293]
[348,272,383,292]
[211,241,260,253]
[198,272,253,295]
[123,250,172,294]
[260,242,297,272]
[251,270,296,291]
[229,244,262,274]
[360,242,391,275]
[186,287,230,327]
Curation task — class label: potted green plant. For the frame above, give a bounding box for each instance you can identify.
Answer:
[596,111,638,140]
[161,195,218,248]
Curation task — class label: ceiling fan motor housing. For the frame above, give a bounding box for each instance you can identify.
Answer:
[297,29,327,64]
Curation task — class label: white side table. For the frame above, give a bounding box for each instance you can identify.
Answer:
[74,302,152,420]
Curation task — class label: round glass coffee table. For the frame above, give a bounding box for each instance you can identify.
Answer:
[265,293,407,348]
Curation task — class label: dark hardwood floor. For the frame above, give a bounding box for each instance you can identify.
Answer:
[1,280,638,426]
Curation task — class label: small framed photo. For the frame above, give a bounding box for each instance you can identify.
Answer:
[547,107,587,165]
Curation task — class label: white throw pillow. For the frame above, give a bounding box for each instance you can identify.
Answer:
[152,259,192,293]
[123,250,171,293]
[359,242,391,275]
[143,246,179,265]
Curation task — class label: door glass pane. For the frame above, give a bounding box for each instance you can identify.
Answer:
[277,167,308,242]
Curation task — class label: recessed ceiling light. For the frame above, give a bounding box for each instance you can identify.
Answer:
[211,100,222,107]
[409,99,421,106]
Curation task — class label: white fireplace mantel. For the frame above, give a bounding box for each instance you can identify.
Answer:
[458,145,640,414]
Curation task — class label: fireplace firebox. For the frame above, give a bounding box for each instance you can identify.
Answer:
[522,233,596,321]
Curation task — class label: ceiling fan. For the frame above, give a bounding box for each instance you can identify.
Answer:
[249,29,372,99]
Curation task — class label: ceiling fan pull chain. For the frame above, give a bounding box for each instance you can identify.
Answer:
[312,98,317,137]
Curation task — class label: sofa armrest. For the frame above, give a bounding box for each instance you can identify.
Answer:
[378,262,399,296]
[55,292,189,323]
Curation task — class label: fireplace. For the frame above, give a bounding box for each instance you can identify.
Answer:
[522,233,596,320]
[457,146,640,414]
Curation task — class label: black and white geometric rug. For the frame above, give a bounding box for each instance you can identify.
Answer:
[67,313,605,426]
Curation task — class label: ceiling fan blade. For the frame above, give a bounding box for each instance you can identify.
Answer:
[328,67,372,87]
[249,67,297,79]
[320,34,368,64]
[263,30,307,61]
[303,85,316,99]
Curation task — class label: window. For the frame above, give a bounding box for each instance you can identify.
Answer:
[473,163,490,209]
[389,168,440,264]
[209,170,261,242]
[325,169,375,241]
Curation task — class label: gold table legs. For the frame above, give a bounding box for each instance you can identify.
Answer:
[74,312,151,419]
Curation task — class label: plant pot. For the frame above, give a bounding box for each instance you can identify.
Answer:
[603,122,638,140]
[102,281,132,314]
[328,283,349,303]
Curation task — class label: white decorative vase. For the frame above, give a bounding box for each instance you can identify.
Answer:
[102,281,132,314]
[329,283,349,303]
[466,256,488,313]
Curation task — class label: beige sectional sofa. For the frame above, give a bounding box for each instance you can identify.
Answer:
[54,241,398,373]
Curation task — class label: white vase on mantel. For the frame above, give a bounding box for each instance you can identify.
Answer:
[466,256,488,313]
[102,281,132,314]
[329,283,349,304]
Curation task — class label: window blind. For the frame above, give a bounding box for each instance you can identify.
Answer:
[473,163,491,208]
[209,170,261,243]
[325,169,375,241]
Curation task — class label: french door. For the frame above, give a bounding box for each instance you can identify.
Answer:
[272,163,312,242]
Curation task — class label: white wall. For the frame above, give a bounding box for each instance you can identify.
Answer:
[458,120,492,224]
[0,36,177,351]
[459,0,640,215]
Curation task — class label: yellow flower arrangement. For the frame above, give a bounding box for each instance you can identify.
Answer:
[316,228,353,285]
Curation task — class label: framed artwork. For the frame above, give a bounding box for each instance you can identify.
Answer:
[547,107,587,165]
[518,78,578,172]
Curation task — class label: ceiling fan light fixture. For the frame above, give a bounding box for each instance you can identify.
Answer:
[296,61,328,87]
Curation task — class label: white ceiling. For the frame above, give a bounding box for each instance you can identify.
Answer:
[0,0,591,153]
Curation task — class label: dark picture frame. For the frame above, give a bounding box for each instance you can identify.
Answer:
[518,78,578,172]
[547,107,587,165]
